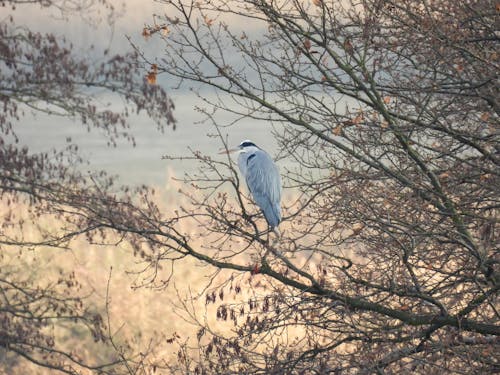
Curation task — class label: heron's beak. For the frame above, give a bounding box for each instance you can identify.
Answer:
[218,147,239,155]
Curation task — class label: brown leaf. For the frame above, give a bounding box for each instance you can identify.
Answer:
[383,96,391,104]
[312,0,322,6]
[480,112,490,122]
[303,39,312,51]
[343,113,363,127]
[352,223,364,235]
[204,15,214,26]
[344,39,354,55]
[161,26,170,36]
[146,71,157,85]
[142,28,151,40]
[251,264,261,275]
[353,114,363,125]
[333,125,342,136]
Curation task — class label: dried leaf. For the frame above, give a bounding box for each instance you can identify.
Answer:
[333,125,342,136]
[161,26,170,36]
[400,304,410,311]
[303,39,312,50]
[344,39,354,55]
[352,223,364,235]
[251,264,260,275]
[312,0,322,6]
[482,347,493,356]
[204,15,214,26]
[480,112,490,122]
[426,204,436,212]
[353,114,363,125]
[142,28,151,40]
[146,71,157,85]
[343,114,363,127]
[383,96,391,104]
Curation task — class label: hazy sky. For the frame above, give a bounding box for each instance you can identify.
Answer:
[5,0,278,187]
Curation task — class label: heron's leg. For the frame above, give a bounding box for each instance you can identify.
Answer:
[261,229,270,264]
[270,227,280,246]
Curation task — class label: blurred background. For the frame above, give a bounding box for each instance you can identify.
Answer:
[8,0,278,187]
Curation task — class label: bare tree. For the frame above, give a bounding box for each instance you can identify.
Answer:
[1,0,175,373]
[135,0,498,373]
[1,0,498,374]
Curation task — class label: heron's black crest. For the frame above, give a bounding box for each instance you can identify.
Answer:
[240,141,257,148]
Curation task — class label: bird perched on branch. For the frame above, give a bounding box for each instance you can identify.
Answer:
[220,140,282,237]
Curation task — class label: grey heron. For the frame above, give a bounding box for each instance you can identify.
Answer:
[220,140,282,237]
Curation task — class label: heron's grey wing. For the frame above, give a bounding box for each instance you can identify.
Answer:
[245,151,282,228]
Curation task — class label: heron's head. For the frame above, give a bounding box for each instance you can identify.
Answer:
[219,140,259,154]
